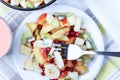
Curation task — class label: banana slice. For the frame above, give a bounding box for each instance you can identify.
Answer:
[54,51,64,69]
[45,64,60,79]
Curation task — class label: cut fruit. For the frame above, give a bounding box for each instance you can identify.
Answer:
[50,17,59,28]
[26,22,37,34]
[32,59,42,73]
[45,64,60,79]
[10,0,21,5]
[86,41,92,49]
[46,14,54,24]
[20,45,32,55]
[74,37,85,46]
[74,16,82,32]
[41,33,52,39]
[44,0,51,4]
[75,61,87,75]
[24,54,34,70]
[28,0,42,3]
[67,71,78,80]
[51,27,70,39]
[60,18,69,26]
[33,48,47,65]
[40,23,55,34]
[67,14,76,26]
[26,1,34,8]
[33,2,41,8]
[66,37,76,44]
[20,0,26,8]
[21,31,33,44]
[38,13,47,24]
[54,51,64,69]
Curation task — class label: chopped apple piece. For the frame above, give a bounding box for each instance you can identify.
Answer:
[38,13,47,24]
[44,0,51,4]
[20,45,32,55]
[74,16,82,32]
[60,36,69,41]
[24,54,34,70]
[51,27,70,39]
[32,59,42,72]
[75,61,87,75]
[25,42,32,48]
[50,26,65,34]
[46,14,54,24]
[40,23,55,34]
[28,0,42,2]
[26,22,37,33]
[66,37,76,44]
[33,48,47,65]
[75,37,84,45]
[50,17,59,27]
[67,14,76,26]
[86,41,92,49]
[60,18,69,26]
[10,0,21,5]
[67,71,78,80]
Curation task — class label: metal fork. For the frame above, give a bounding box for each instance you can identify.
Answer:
[52,44,120,60]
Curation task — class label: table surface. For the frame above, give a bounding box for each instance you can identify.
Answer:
[0,0,120,80]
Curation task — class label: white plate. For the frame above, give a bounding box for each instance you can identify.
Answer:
[13,5,104,80]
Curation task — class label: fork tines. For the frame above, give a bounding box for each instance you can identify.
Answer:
[52,43,69,59]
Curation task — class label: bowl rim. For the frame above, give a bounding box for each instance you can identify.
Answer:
[0,17,12,58]
[1,0,57,11]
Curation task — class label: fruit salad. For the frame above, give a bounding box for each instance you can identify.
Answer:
[20,12,95,80]
[3,0,52,8]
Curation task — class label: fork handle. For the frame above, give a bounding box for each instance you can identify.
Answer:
[96,51,120,57]
[84,51,120,57]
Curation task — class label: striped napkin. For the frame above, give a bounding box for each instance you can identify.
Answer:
[0,0,120,80]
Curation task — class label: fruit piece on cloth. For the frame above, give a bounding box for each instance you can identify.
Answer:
[26,22,37,34]
[24,54,34,70]
[33,48,47,65]
[20,45,32,55]
[54,51,64,69]
[45,64,60,79]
